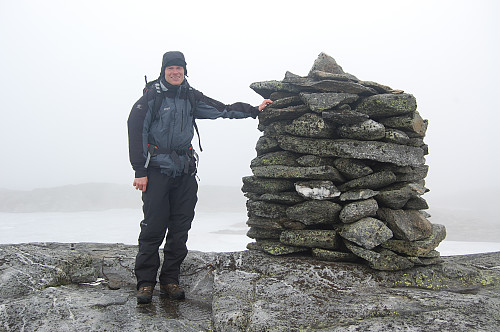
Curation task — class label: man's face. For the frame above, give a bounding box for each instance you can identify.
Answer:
[164,65,185,85]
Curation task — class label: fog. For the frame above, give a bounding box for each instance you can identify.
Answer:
[1,0,499,213]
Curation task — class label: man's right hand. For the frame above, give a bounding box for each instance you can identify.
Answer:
[133,177,148,192]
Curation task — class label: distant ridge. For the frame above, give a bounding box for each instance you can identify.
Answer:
[0,183,246,213]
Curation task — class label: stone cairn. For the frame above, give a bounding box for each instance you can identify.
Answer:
[242,53,446,271]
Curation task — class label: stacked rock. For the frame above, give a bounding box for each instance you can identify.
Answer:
[242,53,446,271]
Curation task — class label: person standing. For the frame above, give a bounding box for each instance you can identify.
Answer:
[127,51,272,304]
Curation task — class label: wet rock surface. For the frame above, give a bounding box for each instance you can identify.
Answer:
[1,243,499,331]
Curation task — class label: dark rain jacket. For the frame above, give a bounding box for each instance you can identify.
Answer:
[128,80,259,178]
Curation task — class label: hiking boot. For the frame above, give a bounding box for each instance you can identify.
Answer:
[137,285,154,304]
[160,283,185,300]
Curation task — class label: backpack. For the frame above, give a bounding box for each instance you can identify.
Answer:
[143,76,202,151]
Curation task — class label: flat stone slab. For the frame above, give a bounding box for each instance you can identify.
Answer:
[277,135,426,167]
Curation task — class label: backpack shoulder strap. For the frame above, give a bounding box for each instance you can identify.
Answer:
[187,87,203,152]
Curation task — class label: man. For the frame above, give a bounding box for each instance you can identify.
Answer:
[127,51,272,304]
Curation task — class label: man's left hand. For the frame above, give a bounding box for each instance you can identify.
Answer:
[258,99,273,111]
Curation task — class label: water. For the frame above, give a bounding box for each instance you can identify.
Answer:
[1,209,499,256]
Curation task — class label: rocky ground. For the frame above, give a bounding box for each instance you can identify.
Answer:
[0,243,499,331]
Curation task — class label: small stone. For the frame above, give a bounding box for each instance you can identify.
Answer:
[295,180,341,200]
[250,80,301,99]
[285,113,336,138]
[355,93,417,118]
[337,119,386,141]
[257,192,305,206]
[339,189,379,201]
[377,208,433,241]
[242,176,295,194]
[246,200,287,219]
[252,165,345,182]
[333,158,373,180]
[255,136,280,156]
[344,241,414,271]
[338,171,397,191]
[339,217,393,250]
[375,182,428,209]
[339,198,379,224]
[322,109,370,125]
[246,227,282,240]
[251,151,300,168]
[379,111,427,137]
[308,52,346,75]
[381,224,447,256]
[258,104,310,126]
[286,200,342,226]
[247,240,309,255]
[311,248,359,262]
[280,230,339,250]
[299,92,359,113]
[296,155,333,167]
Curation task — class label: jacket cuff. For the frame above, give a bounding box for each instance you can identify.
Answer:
[135,169,148,178]
[251,106,260,119]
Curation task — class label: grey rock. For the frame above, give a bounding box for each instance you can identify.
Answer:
[383,128,411,145]
[259,119,293,138]
[247,240,309,255]
[322,108,370,125]
[277,135,426,167]
[246,216,306,230]
[375,182,428,209]
[257,192,305,205]
[250,80,301,99]
[404,196,429,210]
[294,180,341,200]
[285,112,336,138]
[250,151,300,168]
[379,111,428,137]
[396,165,429,182]
[339,189,380,201]
[382,223,447,256]
[247,227,282,240]
[344,241,415,270]
[311,248,359,262]
[241,176,295,194]
[355,93,417,118]
[255,136,281,155]
[280,230,340,250]
[338,170,397,191]
[2,243,500,331]
[307,52,346,75]
[286,200,342,226]
[246,200,287,219]
[339,198,379,223]
[377,208,433,241]
[340,217,394,249]
[295,154,333,167]
[337,119,386,140]
[359,81,394,93]
[333,158,374,179]
[252,165,345,182]
[309,70,359,82]
[266,95,302,109]
[258,104,310,126]
[298,79,377,95]
[299,92,359,113]
[247,216,287,230]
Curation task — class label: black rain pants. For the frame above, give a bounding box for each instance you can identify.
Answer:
[134,167,198,289]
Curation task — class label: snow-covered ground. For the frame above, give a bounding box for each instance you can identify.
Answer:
[1,209,499,256]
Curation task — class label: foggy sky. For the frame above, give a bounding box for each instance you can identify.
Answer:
[0,0,499,207]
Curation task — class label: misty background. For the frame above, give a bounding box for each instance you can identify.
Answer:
[0,0,499,250]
